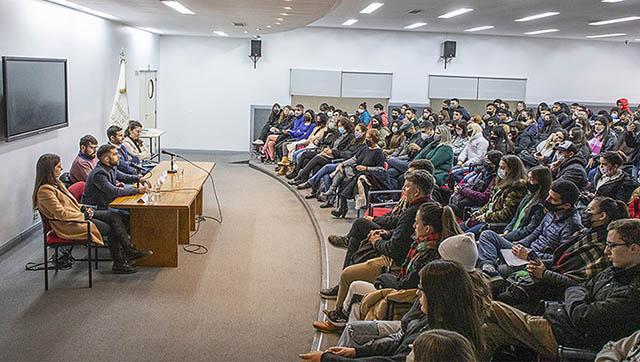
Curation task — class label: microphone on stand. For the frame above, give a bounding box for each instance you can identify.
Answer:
[161,149,178,173]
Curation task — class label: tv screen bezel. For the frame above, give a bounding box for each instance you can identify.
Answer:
[1,56,69,142]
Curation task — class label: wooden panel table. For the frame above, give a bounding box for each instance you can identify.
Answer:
[110,160,215,267]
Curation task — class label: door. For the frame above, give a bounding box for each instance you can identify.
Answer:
[138,70,157,128]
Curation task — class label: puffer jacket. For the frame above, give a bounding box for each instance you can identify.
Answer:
[554,155,588,189]
[503,195,546,241]
[476,180,527,223]
[458,133,489,166]
[515,124,539,154]
[517,208,583,263]
[594,170,640,203]
[544,265,640,350]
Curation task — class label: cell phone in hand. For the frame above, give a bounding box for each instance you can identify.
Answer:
[527,250,541,262]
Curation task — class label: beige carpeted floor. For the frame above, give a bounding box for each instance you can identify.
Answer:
[0,152,323,361]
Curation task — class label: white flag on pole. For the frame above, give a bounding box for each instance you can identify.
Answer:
[109,52,129,128]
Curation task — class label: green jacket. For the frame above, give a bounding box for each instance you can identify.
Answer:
[477,180,527,223]
[415,142,454,186]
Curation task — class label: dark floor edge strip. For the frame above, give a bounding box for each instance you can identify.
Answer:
[0,221,42,259]
[248,161,329,352]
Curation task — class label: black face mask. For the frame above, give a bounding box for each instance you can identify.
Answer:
[467,130,474,137]
[391,115,399,120]
[365,139,374,147]
[580,211,593,229]
[526,182,538,193]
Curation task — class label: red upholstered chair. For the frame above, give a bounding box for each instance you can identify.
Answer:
[39,210,93,290]
[67,181,85,202]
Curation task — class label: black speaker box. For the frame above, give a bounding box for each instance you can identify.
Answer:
[251,39,262,57]
[442,41,456,58]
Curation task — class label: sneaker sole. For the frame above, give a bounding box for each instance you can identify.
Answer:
[319,293,337,300]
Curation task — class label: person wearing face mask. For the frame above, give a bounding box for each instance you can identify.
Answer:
[284,113,328,178]
[549,141,588,189]
[484,219,640,360]
[450,151,502,218]
[498,197,629,310]
[293,119,356,189]
[323,129,386,218]
[455,123,489,173]
[462,155,527,235]
[413,125,455,187]
[287,115,340,183]
[275,109,317,174]
[477,180,582,279]
[356,102,371,126]
[370,103,388,128]
[385,122,434,186]
[367,115,390,148]
[384,120,406,156]
[587,115,618,182]
[390,108,402,122]
[514,110,540,155]
[590,151,639,203]
[253,102,284,146]
[451,120,469,158]
[261,105,300,162]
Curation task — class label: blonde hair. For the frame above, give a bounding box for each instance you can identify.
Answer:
[435,125,452,145]
[467,123,483,138]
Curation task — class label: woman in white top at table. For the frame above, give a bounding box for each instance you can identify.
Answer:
[123,120,152,161]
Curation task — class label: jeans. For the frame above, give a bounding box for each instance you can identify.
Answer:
[477,230,514,266]
[386,157,409,185]
[309,163,337,189]
[338,320,402,348]
[462,221,485,235]
[290,148,306,163]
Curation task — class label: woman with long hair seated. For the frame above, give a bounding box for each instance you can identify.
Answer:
[33,154,151,274]
[412,125,455,187]
[462,155,527,235]
[299,260,485,361]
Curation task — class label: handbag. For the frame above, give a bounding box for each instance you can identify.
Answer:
[350,238,379,265]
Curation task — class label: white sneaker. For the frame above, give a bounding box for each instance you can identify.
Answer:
[252,139,264,146]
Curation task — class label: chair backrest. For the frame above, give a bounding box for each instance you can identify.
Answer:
[59,172,72,188]
[38,210,52,234]
[68,182,86,202]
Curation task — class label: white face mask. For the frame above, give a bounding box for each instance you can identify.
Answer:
[421,132,429,140]
[497,169,507,179]
[327,111,333,118]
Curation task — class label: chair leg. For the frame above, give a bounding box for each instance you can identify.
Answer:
[54,247,59,272]
[44,244,49,291]
[87,243,92,288]
[94,248,99,270]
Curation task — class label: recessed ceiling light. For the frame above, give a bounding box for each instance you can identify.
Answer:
[46,0,121,20]
[438,8,473,19]
[404,22,427,29]
[602,0,625,2]
[587,33,627,38]
[283,6,292,10]
[515,12,559,22]
[275,22,281,25]
[342,19,358,26]
[589,16,640,25]
[266,25,271,28]
[213,31,229,37]
[161,1,195,15]
[524,28,559,35]
[465,25,494,32]
[276,18,284,21]
[360,3,384,14]
[280,13,289,16]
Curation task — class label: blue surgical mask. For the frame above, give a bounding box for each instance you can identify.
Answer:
[355,131,364,139]
[338,126,346,134]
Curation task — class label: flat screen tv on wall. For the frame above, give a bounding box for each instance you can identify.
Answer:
[0,57,69,141]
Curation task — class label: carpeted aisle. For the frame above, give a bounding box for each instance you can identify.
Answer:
[0,152,320,361]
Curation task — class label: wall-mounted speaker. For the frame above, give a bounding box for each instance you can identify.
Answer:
[251,39,262,58]
[441,41,456,58]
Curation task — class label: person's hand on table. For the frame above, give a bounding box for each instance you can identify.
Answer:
[138,185,149,194]
[116,181,125,188]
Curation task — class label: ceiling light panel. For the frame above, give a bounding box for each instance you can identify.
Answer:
[589,16,640,25]
[515,12,559,22]
[161,1,195,15]
[213,31,228,37]
[46,0,120,20]
[465,25,494,32]
[586,33,627,38]
[342,19,358,26]
[524,29,559,35]
[438,8,474,19]
[360,3,384,14]
[404,22,427,29]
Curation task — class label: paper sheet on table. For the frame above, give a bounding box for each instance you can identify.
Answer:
[500,249,529,267]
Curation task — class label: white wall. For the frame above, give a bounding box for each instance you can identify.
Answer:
[0,0,159,247]
[158,27,640,152]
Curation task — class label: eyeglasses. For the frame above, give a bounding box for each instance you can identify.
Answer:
[606,242,631,249]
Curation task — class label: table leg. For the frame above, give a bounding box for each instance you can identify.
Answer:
[190,200,197,231]
[129,207,179,267]
[196,189,203,215]
[178,207,191,245]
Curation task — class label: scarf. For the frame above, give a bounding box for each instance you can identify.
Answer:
[400,232,441,278]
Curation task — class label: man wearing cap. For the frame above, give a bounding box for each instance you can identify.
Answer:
[549,141,588,189]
